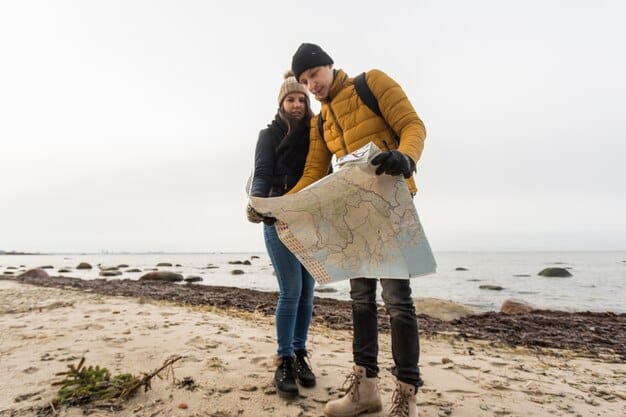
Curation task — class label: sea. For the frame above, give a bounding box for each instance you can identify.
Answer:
[1,251,625,313]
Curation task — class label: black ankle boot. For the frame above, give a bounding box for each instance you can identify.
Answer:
[274,356,299,398]
[294,349,316,387]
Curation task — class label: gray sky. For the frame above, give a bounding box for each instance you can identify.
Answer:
[1,0,625,253]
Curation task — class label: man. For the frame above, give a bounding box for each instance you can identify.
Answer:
[289,43,426,417]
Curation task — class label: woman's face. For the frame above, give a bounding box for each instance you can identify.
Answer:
[282,93,307,120]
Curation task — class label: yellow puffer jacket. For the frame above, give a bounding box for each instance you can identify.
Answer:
[288,69,426,194]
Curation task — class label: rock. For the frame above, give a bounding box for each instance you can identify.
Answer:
[76,262,92,270]
[479,285,503,291]
[455,267,468,271]
[139,271,183,282]
[100,266,119,271]
[6,266,17,270]
[228,260,251,265]
[100,271,122,277]
[251,255,260,259]
[500,298,535,314]
[513,274,531,277]
[175,264,182,267]
[315,286,338,293]
[3,271,14,275]
[184,276,203,283]
[40,265,54,269]
[117,264,129,268]
[18,268,50,280]
[231,269,245,275]
[203,265,219,269]
[58,269,71,273]
[538,267,572,277]
[414,298,476,321]
[125,268,142,273]
[156,262,172,267]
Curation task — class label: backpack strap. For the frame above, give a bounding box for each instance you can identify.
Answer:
[317,114,325,140]
[354,71,400,144]
[354,72,382,118]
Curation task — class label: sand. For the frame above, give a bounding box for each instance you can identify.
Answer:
[0,280,624,417]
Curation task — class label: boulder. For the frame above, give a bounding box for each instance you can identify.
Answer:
[58,269,71,273]
[156,262,173,267]
[40,265,54,269]
[479,285,503,291]
[231,269,245,275]
[100,266,119,271]
[18,268,50,280]
[315,286,338,293]
[455,267,468,271]
[125,268,142,273]
[76,262,92,270]
[139,271,183,282]
[100,271,122,277]
[251,255,260,259]
[538,267,572,277]
[413,298,476,321]
[184,276,203,283]
[117,264,129,268]
[500,299,535,314]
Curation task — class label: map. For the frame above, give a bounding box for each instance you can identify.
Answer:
[250,143,437,284]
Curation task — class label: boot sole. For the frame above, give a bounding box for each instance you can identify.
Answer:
[274,381,299,399]
[324,403,383,417]
[297,377,317,388]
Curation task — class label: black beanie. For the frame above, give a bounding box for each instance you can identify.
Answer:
[291,43,334,82]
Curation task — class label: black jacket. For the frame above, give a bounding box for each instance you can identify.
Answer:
[250,115,310,198]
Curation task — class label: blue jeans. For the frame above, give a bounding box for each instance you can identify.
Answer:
[264,223,316,357]
[350,278,423,388]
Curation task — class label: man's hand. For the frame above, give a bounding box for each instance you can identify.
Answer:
[371,150,415,178]
[246,204,264,224]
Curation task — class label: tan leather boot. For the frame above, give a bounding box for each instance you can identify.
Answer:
[389,380,418,417]
[323,365,382,417]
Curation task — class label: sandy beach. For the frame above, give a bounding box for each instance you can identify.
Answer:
[1,279,624,417]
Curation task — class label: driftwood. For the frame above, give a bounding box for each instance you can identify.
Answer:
[50,355,182,410]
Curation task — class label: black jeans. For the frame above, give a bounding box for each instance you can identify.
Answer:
[350,278,423,388]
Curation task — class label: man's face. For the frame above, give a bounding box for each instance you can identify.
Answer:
[298,64,334,99]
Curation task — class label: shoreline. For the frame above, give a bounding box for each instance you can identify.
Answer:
[2,275,624,361]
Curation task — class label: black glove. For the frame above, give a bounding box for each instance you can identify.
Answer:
[246,204,277,225]
[371,150,415,179]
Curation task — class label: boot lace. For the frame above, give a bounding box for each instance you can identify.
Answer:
[389,387,410,417]
[340,371,361,402]
[278,357,294,382]
[295,351,313,375]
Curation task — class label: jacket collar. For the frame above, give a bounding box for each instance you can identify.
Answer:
[323,69,349,102]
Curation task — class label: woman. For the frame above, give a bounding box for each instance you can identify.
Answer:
[246,71,316,399]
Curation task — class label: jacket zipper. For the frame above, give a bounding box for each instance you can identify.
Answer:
[327,102,349,156]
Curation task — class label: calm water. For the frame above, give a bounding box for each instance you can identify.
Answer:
[1,252,625,313]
